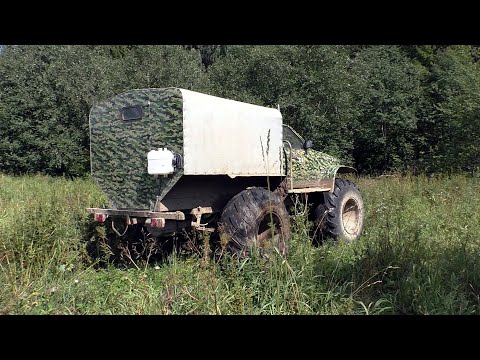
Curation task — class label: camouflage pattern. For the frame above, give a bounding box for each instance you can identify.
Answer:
[288,148,343,182]
[89,88,183,210]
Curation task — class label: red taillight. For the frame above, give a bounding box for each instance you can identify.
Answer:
[94,213,107,223]
[151,218,165,228]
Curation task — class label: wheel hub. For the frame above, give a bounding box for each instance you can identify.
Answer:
[342,198,360,235]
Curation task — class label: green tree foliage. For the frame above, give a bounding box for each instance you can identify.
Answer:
[183,45,228,69]
[119,45,209,91]
[348,46,423,172]
[0,44,479,176]
[428,46,480,173]
[0,45,207,176]
[0,45,123,176]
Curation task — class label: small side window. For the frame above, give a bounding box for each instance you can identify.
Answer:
[282,125,304,150]
[121,105,143,121]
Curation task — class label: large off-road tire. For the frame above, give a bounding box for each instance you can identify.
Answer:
[313,178,365,243]
[219,187,291,257]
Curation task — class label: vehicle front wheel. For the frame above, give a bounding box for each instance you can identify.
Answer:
[312,178,365,243]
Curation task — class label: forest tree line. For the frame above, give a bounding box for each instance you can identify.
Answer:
[0,45,479,176]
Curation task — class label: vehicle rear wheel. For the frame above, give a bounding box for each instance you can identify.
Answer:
[312,178,365,243]
[219,187,291,257]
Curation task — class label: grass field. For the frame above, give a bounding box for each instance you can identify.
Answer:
[1,173,479,314]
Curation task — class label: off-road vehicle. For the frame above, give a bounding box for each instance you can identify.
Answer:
[87,88,364,255]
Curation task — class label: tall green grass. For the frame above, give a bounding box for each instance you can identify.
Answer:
[0,173,479,314]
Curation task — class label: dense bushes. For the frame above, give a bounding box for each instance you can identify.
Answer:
[1,45,479,176]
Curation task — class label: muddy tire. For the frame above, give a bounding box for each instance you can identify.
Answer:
[313,178,365,243]
[219,187,291,257]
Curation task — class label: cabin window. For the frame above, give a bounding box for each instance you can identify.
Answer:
[282,125,304,150]
[121,105,143,121]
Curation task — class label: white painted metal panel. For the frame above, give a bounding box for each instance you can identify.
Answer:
[180,89,283,177]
